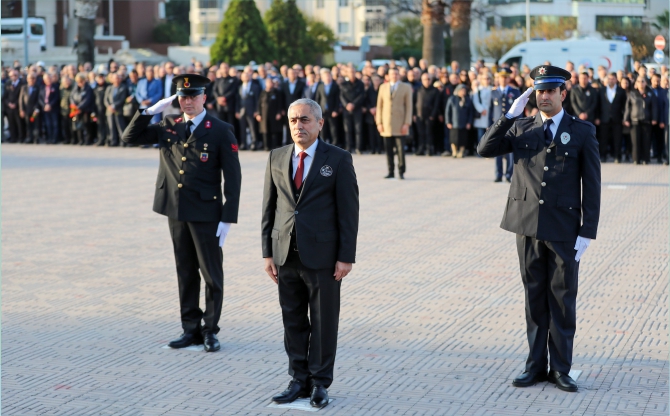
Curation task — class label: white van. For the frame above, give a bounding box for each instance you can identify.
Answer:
[1,17,47,51]
[499,38,633,74]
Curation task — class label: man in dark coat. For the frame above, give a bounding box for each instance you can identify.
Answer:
[38,74,61,144]
[236,71,262,150]
[281,68,306,111]
[256,79,284,150]
[478,65,601,393]
[595,72,626,162]
[19,73,41,143]
[314,68,341,147]
[104,73,130,146]
[339,66,365,153]
[650,73,668,163]
[122,74,242,353]
[262,98,358,410]
[414,73,441,155]
[93,73,109,146]
[213,64,239,127]
[5,69,25,142]
[570,72,598,124]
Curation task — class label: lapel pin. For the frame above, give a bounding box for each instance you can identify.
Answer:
[320,165,333,177]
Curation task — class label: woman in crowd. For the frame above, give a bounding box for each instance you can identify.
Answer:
[472,73,492,149]
[445,84,473,158]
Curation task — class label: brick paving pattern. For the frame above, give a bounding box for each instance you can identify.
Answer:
[2,144,667,415]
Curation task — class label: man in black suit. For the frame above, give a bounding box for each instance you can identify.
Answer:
[236,71,262,150]
[262,98,359,409]
[478,65,601,393]
[303,72,320,100]
[595,72,626,162]
[414,72,441,155]
[339,66,365,153]
[282,68,306,109]
[104,73,130,146]
[650,73,668,164]
[213,64,239,127]
[38,73,61,144]
[122,74,242,353]
[4,70,24,142]
[570,72,598,124]
[19,73,41,143]
[314,68,341,147]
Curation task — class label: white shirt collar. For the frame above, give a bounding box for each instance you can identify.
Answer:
[183,109,207,130]
[540,108,564,128]
[294,138,319,160]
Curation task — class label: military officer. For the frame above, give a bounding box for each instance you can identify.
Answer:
[122,74,242,353]
[478,65,601,392]
[489,68,520,182]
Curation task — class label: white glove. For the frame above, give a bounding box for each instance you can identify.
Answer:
[145,94,177,115]
[216,222,231,248]
[505,87,534,119]
[574,236,591,262]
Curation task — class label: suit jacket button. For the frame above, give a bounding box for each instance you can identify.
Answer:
[183,143,188,148]
[539,200,544,204]
[177,183,183,188]
[541,182,546,187]
[565,152,568,156]
[181,157,186,161]
[213,196,217,199]
[294,210,299,215]
[179,170,184,174]
[544,166,549,171]
[547,148,551,153]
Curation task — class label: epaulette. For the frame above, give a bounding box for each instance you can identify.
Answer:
[570,116,595,128]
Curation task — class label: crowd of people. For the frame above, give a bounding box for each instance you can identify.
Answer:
[2,56,668,165]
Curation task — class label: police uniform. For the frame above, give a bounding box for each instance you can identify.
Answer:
[489,68,521,182]
[122,74,242,352]
[478,66,601,392]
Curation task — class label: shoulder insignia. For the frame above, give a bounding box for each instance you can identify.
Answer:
[231,144,239,152]
[174,117,183,123]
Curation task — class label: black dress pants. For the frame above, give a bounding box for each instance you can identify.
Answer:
[384,136,406,175]
[599,120,623,161]
[415,117,435,154]
[631,122,652,163]
[342,109,363,152]
[323,114,341,147]
[516,235,579,375]
[278,251,340,388]
[168,218,223,335]
[7,108,23,142]
[651,123,666,162]
[238,113,259,149]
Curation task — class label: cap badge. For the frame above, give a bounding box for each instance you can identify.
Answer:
[183,77,190,88]
[538,67,547,75]
[561,132,571,144]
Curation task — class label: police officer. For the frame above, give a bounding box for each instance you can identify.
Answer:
[489,68,520,182]
[122,74,242,353]
[478,65,601,392]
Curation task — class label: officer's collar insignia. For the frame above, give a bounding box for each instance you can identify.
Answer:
[561,132,570,144]
[205,120,212,129]
[175,117,183,123]
[184,77,190,88]
[231,144,239,152]
[538,67,547,75]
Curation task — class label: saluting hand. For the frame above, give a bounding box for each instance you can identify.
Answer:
[333,261,352,281]
[506,87,533,119]
[264,257,278,284]
[146,94,177,115]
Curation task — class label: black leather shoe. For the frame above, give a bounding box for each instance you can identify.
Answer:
[310,385,329,408]
[203,333,220,352]
[548,370,578,392]
[494,178,503,183]
[399,173,405,180]
[512,371,548,387]
[168,332,203,349]
[272,379,309,404]
[384,174,395,179]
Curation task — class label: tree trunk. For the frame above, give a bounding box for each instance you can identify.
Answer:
[421,0,446,67]
[75,0,100,65]
[450,0,471,71]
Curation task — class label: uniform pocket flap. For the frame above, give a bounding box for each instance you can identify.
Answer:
[271,229,280,239]
[156,175,165,189]
[508,186,526,201]
[316,231,338,242]
[518,140,538,150]
[199,189,221,201]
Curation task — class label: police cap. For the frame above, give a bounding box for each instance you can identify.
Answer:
[173,74,210,97]
[497,67,512,77]
[529,65,571,90]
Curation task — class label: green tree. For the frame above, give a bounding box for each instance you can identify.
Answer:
[265,0,309,65]
[153,0,190,45]
[599,20,655,62]
[653,10,669,32]
[211,1,275,65]
[386,17,423,59]
[304,17,337,64]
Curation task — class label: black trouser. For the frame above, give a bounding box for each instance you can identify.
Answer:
[72,113,95,145]
[651,123,666,162]
[168,218,223,336]
[278,250,340,388]
[6,108,23,142]
[322,114,341,147]
[263,132,280,150]
[342,109,363,152]
[516,235,579,375]
[107,113,127,146]
[384,136,406,175]
[630,122,652,163]
[599,120,623,161]
[238,112,259,149]
[61,114,72,144]
[415,117,435,154]
[95,111,108,144]
[23,115,40,143]
[42,111,59,144]
[366,122,383,154]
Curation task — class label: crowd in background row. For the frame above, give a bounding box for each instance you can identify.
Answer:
[2,56,668,164]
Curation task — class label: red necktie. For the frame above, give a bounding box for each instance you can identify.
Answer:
[294,152,307,189]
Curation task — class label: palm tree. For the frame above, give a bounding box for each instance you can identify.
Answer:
[450,0,471,71]
[421,0,446,66]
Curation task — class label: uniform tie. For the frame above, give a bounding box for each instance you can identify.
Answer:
[185,120,194,135]
[294,152,307,190]
[543,119,554,147]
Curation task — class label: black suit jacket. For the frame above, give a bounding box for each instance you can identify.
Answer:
[315,82,341,115]
[303,82,320,100]
[339,78,365,110]
[262,140,359,269]
[213,76,240,112]
[570,85,598,122]
[19,84,40,115]
[103,83,130,113]
[4,79,24,108]
[281,79,306,110]
[597,86,626,124]
[236,82,261,117]
[38,84,60,112]
[121,111,242,223]
[478,112,601,242]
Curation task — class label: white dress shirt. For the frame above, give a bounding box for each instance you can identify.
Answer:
[606,85,616,103]
[292,139,319,184]
[183,109,207,134]
[540,108,564,139]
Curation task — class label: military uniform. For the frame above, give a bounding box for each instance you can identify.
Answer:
[121,74,242,348]
[478,65,601,391]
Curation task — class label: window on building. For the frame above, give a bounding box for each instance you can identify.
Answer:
[199,0,219,9]
[596,15,643,31]
[486,16,496,30]
[317,0,325,8]
[576,0,643,3]
[365,19,387,33]
[339,22,349,33]
[500,15,577,30]
[339,0,349,7]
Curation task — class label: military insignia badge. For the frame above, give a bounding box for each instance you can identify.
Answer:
[320,165,333,177]
[175,117,182,123]
[200,152,209,162]
[538,67,547,75]
[205,120,212,129]
[231,144,239,152]
[561,132,570,144]
[183,77,190,88]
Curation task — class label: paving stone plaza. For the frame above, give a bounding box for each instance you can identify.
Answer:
[2,145,667,415]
